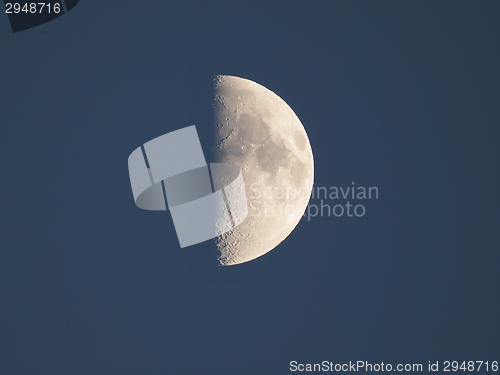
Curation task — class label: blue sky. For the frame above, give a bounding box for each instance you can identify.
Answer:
[1,1,499,374]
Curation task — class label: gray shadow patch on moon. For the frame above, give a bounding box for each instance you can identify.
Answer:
[294,130,306,151]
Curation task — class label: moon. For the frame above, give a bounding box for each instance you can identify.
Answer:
[211,75,314,266]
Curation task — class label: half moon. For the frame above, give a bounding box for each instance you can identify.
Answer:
[211,75,314,266]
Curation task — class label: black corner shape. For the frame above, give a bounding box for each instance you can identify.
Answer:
[64,0,78,11]
[4,0,79,33]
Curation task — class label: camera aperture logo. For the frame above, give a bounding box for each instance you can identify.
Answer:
[3,0,79,33]
[128,126,248,248]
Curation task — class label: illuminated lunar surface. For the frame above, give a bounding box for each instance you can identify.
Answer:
[211,75,314,266]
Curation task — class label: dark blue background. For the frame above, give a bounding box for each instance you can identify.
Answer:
[1,1,499,374]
